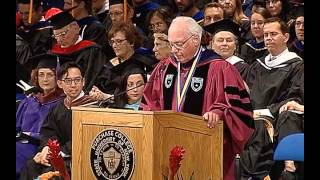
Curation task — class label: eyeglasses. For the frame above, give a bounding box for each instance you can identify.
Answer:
[149,22,164,31]
[108,11,124,17]
[61,77,83,85]
[295,21,304,28]
[52,28,70,38]
[169,34,194,50]
[109,38,127,46]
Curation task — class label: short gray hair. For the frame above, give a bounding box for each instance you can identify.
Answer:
[170,16,203,38]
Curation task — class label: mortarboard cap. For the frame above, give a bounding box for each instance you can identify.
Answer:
[46,6,77,30]
[203,19,242,38]
[29,53,71,69]
[109,0,133,7]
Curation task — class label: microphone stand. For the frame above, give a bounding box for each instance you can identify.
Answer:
[97,63,168,108]
[98,83,146,107]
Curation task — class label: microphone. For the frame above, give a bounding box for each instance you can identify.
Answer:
[98,82,146,107]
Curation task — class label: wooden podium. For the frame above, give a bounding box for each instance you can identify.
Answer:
[71,107,223,180]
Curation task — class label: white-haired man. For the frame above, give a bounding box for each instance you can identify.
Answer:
[141,16,255,180]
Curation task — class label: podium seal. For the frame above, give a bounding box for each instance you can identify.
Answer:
[90,129,135,179]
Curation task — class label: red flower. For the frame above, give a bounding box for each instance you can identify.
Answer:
[47,139,70,180]
[169,146,185,179]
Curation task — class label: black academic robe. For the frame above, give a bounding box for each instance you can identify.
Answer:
[16,34,32,93]
[96,52,157,94]
[239,50,304,179]
[239,19,253,42]
[240,40,269,64]
[16,21,53,55]
[51,40,107,93]
[16,34,33,66]
[242,52,304,116]
[96,10,112,32]
[78,16,115,59]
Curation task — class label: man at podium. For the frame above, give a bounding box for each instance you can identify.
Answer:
[141,16,255,180]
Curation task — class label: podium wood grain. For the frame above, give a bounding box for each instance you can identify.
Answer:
[72,107,223,180]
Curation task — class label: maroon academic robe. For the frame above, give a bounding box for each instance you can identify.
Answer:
[141,49,254,180]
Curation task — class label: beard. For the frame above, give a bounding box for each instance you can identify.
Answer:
[177,1,194,13]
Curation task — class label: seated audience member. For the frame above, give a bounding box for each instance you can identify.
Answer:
[16,54,66,179]
[19,62,96,180]
[132,0,160,35]
[63,0,113,57]
[288,6,304,59]
[274,62,304,180]
[96,23,157,94]
[265,0,291,22]
[217,0,251,41]
[46,7,107,93]
[240,17,304,180]
[92,0,111,27]
[174,0,204,22]
[204,19,248,76]
[96,68,147,110]
[17,0,53,55]
[153,33,171,61]
[108,0,152,52]
[147,6,173,34]
[145,6,173,48]
[240,7,271,64]
[203,2,224,26]
[115,68,147,110]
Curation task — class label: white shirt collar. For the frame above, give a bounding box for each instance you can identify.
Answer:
[264,48,302,68]
[226,55,244,65]
[72,91,85,102]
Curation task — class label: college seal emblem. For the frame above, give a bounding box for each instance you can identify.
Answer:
[191,77,203,92]
[90,129,135,180]
[165,74,174,88]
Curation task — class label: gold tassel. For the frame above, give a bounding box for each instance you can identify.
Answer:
[28,0,33,24]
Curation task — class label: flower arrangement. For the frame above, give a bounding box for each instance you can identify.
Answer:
[163,145,194,180]
[42,139,70,180]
